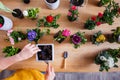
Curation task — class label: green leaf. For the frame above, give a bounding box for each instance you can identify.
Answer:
[54,14,61,20]
[3,46,21,57]
[0,2,13,13]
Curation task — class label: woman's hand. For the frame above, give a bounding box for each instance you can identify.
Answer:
[45,63,55,80]
[16,43,40,61]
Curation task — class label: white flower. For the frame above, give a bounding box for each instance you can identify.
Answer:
[118,35,120,42]
[100,56,107,61]
[104,57,114,68]
[18,37,21,41]
[23,10,28,16]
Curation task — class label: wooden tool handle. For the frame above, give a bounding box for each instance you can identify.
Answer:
[63,59,66,69]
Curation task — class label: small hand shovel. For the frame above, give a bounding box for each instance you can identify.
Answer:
[63,51,68,69]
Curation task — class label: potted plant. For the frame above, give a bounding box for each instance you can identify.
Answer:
[101,1,120,25]
[84,1,120,30]
[91,31,106,45]
[27,28,50,44]
[44,0,60,9]
[84,13,103,30]
[0,2,24,19]
[54,29,71,43]
[7,30,26,45]
[98,0,111,7]
[108,27,120,43]
[0,15,13,31]
[95,48,120,71]
[70,31,87,49]
[23,8,39,19]
[3,46,21,57]
[23,0,30,4]
[37,14,60,29]
[67,5,79,22]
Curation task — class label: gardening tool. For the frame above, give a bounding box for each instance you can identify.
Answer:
[63,51,68,69]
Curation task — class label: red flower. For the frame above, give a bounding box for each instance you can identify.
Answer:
[98,12,103,18]
[46,15,54,23]
[0,23,3,28]
[118,8,120,14]
[96,22,101,26]
[71,6,77,10]
[91,16,96,21]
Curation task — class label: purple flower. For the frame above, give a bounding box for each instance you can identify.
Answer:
[72,34,81,44]
[27,30,37,41]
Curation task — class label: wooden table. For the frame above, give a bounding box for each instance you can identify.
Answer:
[0,0,120,72]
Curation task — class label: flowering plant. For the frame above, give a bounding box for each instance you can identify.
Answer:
[70,32,87,49]
[101,1,120,25]
[7,30,26,45]
[91,31,106,45]
[3,46,21,57]
[108,27,120,43]
[95,48,120,71]
[54,29,71,43]
[27,28,50,44]
[84,12,103,30]
[84,1,120,30]
[37,14,60,28]
[67,5,79,22]
[0,15,4,28]
[23,8,39,19]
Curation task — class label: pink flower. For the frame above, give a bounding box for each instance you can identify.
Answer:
[0,23,3,28]
[62,29,71,37]
[98,12,103,18]
[68,12,72,16]
[74,15,77,18]
[96,22,101,26]
[71,6,77,10]
[9,37,14,45]
[91,16,96,21]
[7,29,13,36]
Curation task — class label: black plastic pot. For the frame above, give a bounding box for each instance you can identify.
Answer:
[54,31,65,43]
[46,0,57,3]
[0,16,4,26]
[98,2,103,7]
[12,9,24,19]
[70,0,84,6]
[23,0,30,4]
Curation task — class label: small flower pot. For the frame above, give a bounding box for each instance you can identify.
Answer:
[70,0,88,7]
[70,0,84,6]
[54,31,65,43]
[98,2,103,7]
[23,0,30,4]
[0,15,13,31]
[12,9,24,19]
[36,44,54,61]
[44,0,60,10]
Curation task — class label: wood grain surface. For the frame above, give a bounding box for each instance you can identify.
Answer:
[0,0,120,72]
